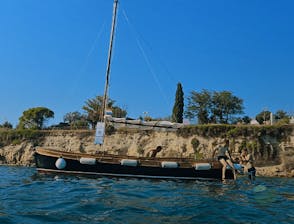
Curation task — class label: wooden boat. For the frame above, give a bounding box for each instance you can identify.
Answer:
[34,0,236,180]
[35,147,234,180]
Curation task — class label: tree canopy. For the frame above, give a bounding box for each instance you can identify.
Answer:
[255,110,290,125]
[255,110,271,124]
[242,116,251,124]
[186,89,244,124]
[274,110,289,120]
[211,91,244,124]
[0,121,13,129]
[18,107,54,129]
[186,89,211,124]
[63,111,88,129]
[274,110,290,124]
[83,95,127,129]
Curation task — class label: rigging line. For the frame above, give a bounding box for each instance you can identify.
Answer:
[122,8,171,109]
[68,21,107,99]
[121,7,177,89]
[79,21,107,74]
[127,23,176,86]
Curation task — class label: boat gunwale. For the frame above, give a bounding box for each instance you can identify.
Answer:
[36,147,221,168]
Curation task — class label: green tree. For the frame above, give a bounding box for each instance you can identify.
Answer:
[112,106,127,119]
[18,107,54,129]
[63,111,88,129]
[255,110,271,124]
[186,89,244,124]
[242,116,251,124]
[274,110,290,124]
[185,89,212,124]
[230,117,243,125]
[172,82,184,123]
[0,121,13,129]
[211,91,244,124]
[82,95,127,129]
[274,110,289,120]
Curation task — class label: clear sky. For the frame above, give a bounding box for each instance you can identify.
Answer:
[0,0,293,127]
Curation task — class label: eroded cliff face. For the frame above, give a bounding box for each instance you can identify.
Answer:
[0,126,293,177]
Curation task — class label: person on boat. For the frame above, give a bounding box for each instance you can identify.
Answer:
[213,139,237,181]
[240,148,256,182]
[148,146,162,158]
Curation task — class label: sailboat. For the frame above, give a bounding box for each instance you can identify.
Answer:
[35,0,235,180]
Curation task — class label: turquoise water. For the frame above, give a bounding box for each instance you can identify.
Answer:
[0,166,293,224]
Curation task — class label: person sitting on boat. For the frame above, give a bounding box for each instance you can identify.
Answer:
[148,146,162,158]
[213,139,237,181]
[240,148,256,182]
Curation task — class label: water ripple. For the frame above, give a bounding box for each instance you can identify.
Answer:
[0,166,293,224]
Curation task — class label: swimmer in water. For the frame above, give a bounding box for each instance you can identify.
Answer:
[240,148,256,182]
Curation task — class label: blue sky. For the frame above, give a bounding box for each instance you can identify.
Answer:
[0,0,293,127]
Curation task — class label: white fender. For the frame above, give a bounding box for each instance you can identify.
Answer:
[80,157,96,165]
[55,157,66,169]
[120,159,138,167]
[161,161,178,168]
[194,163,211,170]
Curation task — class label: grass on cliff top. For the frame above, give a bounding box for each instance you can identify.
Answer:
[177,124,293,139]
[115,123,293,139]
[0,129,94,147]
[0,124,292,146]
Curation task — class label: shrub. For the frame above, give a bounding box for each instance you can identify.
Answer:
[181,144,187,153]
[105,125,116,135]
[191,138,200,152]
[137,147,145,156]
[0,129,45,146]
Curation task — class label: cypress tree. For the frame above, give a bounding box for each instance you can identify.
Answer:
[172,82,184,123]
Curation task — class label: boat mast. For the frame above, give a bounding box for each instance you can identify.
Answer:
[101,0,119,121]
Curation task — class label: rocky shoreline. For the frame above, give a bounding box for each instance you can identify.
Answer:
[256,165,294,178]
[0,126,293,178]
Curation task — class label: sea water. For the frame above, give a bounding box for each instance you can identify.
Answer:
[0,166,293,224]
